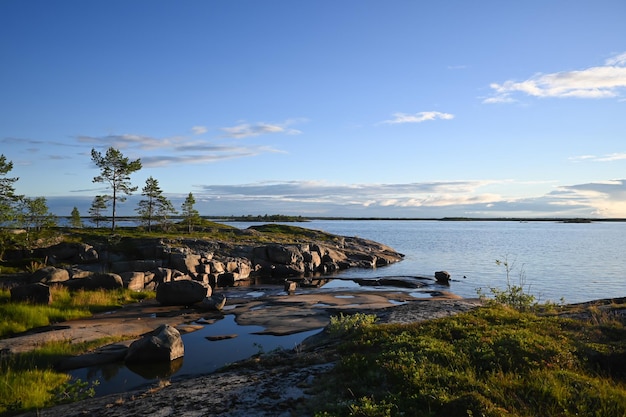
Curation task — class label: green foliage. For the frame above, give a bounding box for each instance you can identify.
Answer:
[477,258,536,311]
[136,176,177,232]
[0,154,22,224]
[328,313,378,336]
[88,195,109,228]
[0,338,118,414]
[312,304,626,417]
[0,287,155,338]
[69,207,82,228]
[181,192,200,233]
[91,147,142,230]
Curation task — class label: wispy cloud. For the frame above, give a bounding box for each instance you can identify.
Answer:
[484,52,626,103]
[77,134,185,150]
[220,119,304,139]
[381,111,455,125]
[569,153,626,162]
[191,126,208,135]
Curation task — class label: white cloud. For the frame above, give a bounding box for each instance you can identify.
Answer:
[221,120,303,138]
[382,111,455,124]
[551,180,626,217]
[484,52,626,103]
[569,153,626,162]
[191,126,208,135]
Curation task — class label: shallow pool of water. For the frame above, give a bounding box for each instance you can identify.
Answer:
[69,314,321,397]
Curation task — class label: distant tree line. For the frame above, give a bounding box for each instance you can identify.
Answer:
[0,147,203,254]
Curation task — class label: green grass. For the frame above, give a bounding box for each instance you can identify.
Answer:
[312,304,626,417]
[0,286,155,338]
[0,284,153,415]
[0,338,123,415]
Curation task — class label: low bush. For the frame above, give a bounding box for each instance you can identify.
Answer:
[312,304,626,417]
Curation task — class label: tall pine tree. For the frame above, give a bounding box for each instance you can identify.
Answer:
[91,147,142,230]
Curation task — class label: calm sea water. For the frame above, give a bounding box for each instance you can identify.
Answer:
[226,220,626,304]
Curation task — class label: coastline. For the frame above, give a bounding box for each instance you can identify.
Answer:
[15,297,483,417]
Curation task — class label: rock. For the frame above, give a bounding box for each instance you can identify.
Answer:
[435,271,451,284]
[170,253,201,276]
[38,242,98,264]
[111,260,161,273]
[10,283,52,304]
[265,245,303,264]
[64,273,124,290]
[156,280,211,306]
[199,293,227,311]
[205,334,237,341]
[125,324,184,363]
[120,271,145,291]
[56,343,129,371]
[30,266,69,284]
[284,280,297,292]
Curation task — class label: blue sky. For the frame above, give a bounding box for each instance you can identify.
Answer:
[2,0,626,218]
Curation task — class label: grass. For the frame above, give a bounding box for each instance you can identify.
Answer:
[311,303,626,417]
[0,285,154,415]
[0,286,155,339]
[0,337,124,415]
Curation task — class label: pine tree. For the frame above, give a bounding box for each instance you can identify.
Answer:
[181,192,200,233]
[91,147,142,230]
[70,206,83,228]
[0,154,21,223]
[18,197,57,232]
[89,195,109,228]
[136,176,176,232]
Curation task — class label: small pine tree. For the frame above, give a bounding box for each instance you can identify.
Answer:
[70,206,83,228]
[136,176,176,232]
[18,197,57,232]
[89,195,109,228]
[181,192,200,233]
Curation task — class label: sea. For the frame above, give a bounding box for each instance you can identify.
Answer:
[224,219,626,304]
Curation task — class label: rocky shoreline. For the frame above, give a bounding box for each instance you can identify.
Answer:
[15,297,483,417]
[2,226,474,416]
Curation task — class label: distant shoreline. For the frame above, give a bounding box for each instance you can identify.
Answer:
[56,215,626,223]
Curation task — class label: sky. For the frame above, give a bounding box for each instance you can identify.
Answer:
[1,0,626,218]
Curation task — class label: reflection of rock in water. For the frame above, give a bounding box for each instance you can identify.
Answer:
[86,361,127,381]
[127,357,184,379]
[353,276,432,289]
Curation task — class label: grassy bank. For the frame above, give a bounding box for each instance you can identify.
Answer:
[0,286,154,338]
[0,338,125,415]
[311,303,626,417]
[0,287,155,415]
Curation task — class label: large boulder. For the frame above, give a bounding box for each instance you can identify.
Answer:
[435,270,451,284]
[170,253,201,276]
[36,242,98,264]
[119,271,145,291]
[63,273,123,290]
[10,283,52,304]
[156,280,211,306]
[125,324,184,363]
[30,266,69,284]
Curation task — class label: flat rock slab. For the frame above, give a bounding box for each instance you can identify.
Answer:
[0,286,468,355]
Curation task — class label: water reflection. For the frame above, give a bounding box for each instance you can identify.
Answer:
[69,314,321,397]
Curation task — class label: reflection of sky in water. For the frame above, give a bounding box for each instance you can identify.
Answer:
[69,315,321,397]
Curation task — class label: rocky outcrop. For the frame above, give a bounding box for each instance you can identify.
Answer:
[156,280,211,306]
[62,273,124,291]
[29,266,69,284]
[435,270,451,285]
[10,282,52,304]
[125,324,184,363]
[7,226,404,306]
